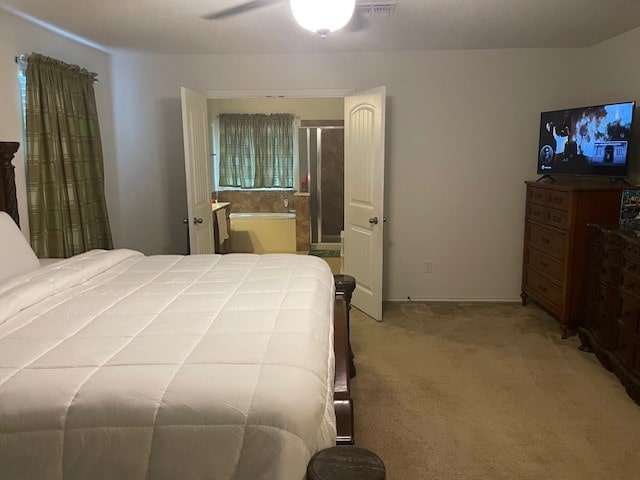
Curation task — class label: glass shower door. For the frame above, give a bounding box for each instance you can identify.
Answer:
[299,124,344,246]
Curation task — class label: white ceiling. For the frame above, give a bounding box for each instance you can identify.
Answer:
[2,0,640,55]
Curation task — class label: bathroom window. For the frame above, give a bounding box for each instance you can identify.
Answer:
[215,113,297,190]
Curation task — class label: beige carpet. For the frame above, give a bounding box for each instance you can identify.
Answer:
[349,301,640,480]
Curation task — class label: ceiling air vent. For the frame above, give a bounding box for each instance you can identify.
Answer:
[357,2,397,18]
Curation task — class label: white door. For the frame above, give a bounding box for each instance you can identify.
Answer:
[181,87,214,254]
[343,87,386,320]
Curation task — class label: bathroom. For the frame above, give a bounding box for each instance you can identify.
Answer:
[208,97,345,257]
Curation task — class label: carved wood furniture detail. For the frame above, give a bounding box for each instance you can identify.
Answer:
[580,225,640,405]
[0,141,20,226]
[521,181,626,338]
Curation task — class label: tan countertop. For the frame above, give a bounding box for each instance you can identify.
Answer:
[211,202,230,212]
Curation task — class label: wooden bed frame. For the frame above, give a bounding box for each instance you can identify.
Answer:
[0,142,20,226]
[0,140,354,445]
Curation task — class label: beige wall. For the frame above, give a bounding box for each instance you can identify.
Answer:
[0,10,118,244]
[110,48,589,300]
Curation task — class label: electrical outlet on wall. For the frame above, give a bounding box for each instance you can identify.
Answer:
[424,261,432,273]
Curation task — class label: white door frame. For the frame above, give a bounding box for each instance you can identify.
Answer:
[201,89,353,99]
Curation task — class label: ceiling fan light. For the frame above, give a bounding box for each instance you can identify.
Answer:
[290,0,357,36]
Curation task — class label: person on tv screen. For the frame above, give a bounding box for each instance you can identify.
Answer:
[553,124,570,163]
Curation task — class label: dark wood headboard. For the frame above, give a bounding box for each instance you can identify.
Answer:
[0,142,20,226]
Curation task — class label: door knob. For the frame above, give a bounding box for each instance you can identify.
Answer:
[183,218,188,224]
[369,217,379,225]
[194,217,203,224]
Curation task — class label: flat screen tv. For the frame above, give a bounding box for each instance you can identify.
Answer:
[537,101,635,178]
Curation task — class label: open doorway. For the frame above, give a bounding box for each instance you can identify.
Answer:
[207,97,345,255]
[183,87,386,320]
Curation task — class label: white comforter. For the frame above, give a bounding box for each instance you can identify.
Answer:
[0,250,336,479]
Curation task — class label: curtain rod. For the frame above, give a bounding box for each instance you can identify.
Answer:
[14,54,100,83]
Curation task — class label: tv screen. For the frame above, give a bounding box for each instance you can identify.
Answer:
[537,101,635,178]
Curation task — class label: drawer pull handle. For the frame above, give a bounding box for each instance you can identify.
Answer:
[540,260,548,267]
[539,285,547,292]
[541,237,550,244]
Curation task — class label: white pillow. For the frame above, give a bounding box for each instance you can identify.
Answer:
[0,212,40,283]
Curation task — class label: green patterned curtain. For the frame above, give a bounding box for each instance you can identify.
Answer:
[24,53,112,258]
[219,113,295,188]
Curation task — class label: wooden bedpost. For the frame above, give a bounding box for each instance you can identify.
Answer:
[333,292,354,445]
[0,142,20,226]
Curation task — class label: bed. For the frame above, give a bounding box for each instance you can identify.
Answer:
[0,141,353,479]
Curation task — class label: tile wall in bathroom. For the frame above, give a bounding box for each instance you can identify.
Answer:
[217,191,296,213]
[293,193,310,253]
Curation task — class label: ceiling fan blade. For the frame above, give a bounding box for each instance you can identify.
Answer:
[202,0,281,20]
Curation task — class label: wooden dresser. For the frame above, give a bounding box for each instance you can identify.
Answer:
[521,181,626,338]
[580,225,640,404]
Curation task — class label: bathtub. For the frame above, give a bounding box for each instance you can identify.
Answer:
[229,212,297,254]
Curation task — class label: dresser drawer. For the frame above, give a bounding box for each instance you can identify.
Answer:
[526,203,548,223]
[586,308,615,351]
[615,319,635,368]
[523,268,563,309]
[589,233,621,274]
[594,260,621,287]
[547,190,571,210]
[600,246,622,269]
[591,282,620,318]
[619,296,640,333]
[527,186,570,210]
[620,273,640,299]
[524,246,564,282]
[623,239,640,264]
[527,187,549,206]
[623,253,640,279]
[526,204,569,230]
[526,223,566,258]
[546,208,569,230]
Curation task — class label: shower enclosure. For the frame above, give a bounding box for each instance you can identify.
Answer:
[298,121,344,247]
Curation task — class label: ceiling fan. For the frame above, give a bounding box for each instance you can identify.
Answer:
[203,1,397,37]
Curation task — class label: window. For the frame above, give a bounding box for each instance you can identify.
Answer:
[215,113,296,190]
